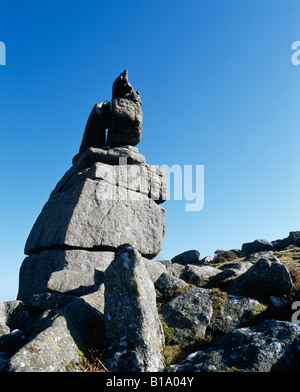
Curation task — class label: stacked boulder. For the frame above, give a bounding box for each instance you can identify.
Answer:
[18,70,166,305]
[0,71,167,372]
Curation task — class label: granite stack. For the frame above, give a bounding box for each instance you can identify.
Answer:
[18,70,167,306]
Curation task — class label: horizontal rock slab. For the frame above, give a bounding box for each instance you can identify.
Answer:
[163,320,300,372]
[88,162,167,203]
[25,177,165,258]
[52,146,146,199]
[18,249,114,304]
[73,145,146,167]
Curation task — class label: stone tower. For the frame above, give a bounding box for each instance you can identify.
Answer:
[17,70,167,305]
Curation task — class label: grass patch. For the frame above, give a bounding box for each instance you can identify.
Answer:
[213,250,238,264]
[163,336,213,367]
[211,288,228,322]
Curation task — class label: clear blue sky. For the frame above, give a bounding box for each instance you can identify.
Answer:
[1,0,300,301]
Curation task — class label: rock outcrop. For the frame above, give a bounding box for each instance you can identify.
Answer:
[1,71,300,373]
[18,71,167,309]
[0,71,168,372]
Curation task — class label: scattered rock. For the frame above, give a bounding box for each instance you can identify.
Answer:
[209,262,253,287]
[218,261,253,274]
[155,272,189,298]
[241,239,273,255]
[159,286,213,344]
[166,263,187,280]
[208,295,265,337]
[171,250,201,265]
[7,298,104,372]
[199,255,214,265]
[246,250,273,260]
[162,320,300,372]
[185,265,222,285]
[227,258,293,300]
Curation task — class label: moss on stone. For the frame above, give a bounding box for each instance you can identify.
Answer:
[160,319,176,345]
[211,288,228,322]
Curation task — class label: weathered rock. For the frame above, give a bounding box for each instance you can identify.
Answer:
[79,101,110,153]
[107,70,143,148]
[208,295,265,337]
[272,231,300,251]
[0,329,26,356]
[0,303,10,336]
[0,323,10,337]
[108,98,143,148]
[18,250,114,304]
[72,145,145,167]
[29,293,76,311]
[159,286,213,344]
[155,272,189,297]
[112,70,141,104]
[0,301,34,336]
[246,250,273,260]
[142,259,167,284]
[199,255,214,265]
[104,245,164,372]
[218,261,253,274]
[185,265,222,285]
[166,263,187,280]
[156,260,172,269]
[50,146,147,203]
[162,320,300,372]
[89,161,167,203]
[209,261,253,286]
[7,298,104,372]
[241,239,273,255]
[47,270,98,296]
[227,258,293,299]
[171,250,201,265]
[24,177,165,258]
[79,284,105,314]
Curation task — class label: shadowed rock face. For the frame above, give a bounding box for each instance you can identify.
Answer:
[79,70,143,152]
[79,101,110,152]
